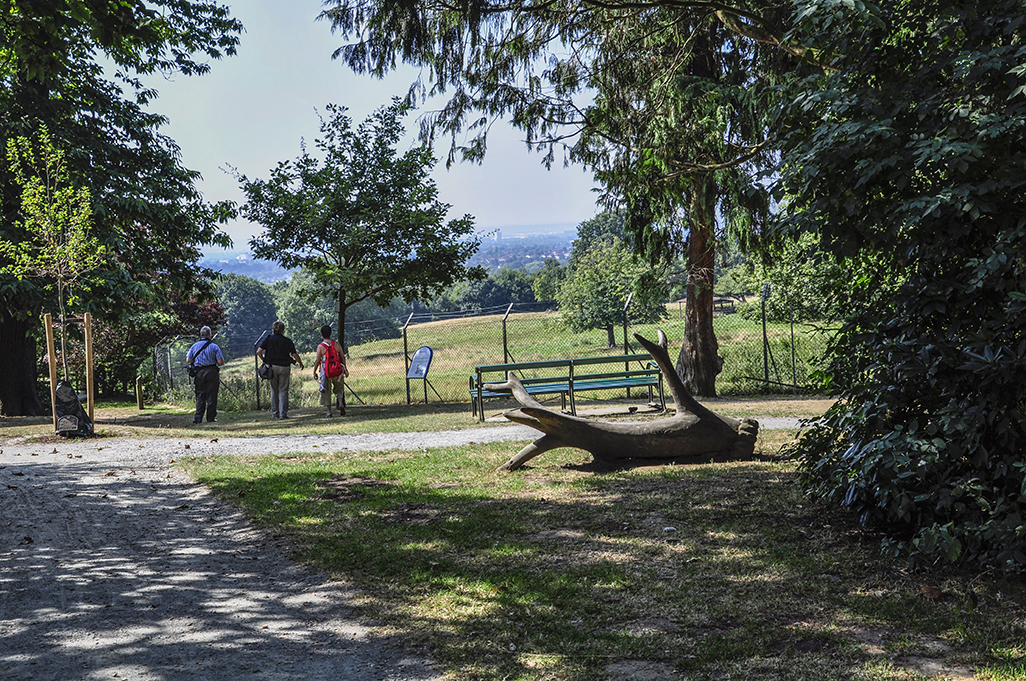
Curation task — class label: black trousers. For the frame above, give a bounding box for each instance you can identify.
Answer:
[193,366,219,422]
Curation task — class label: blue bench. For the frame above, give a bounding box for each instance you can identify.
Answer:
[470,354,665,421]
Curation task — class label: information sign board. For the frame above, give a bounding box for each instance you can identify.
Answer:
[407,346,433,379]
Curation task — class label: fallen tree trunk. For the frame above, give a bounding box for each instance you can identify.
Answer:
[489,330,759,471]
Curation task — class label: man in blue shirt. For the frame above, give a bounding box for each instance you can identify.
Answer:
[186,326,225,424]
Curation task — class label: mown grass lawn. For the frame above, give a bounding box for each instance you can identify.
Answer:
[183,432,1026,681]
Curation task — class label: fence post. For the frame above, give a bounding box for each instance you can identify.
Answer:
[253,329,269,411]
[622,293,633,355]
[502,303,513,364]
[167,345,174,392]
[761,283,770,385]
[790,301,798,394]
[254,353,261,410]
[403,312,414,404]
[623,293,633,397]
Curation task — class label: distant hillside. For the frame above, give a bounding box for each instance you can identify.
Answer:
[201,230,577,283]
[199,254,290,284]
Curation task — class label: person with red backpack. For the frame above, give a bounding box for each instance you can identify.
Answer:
[313,325,349,417]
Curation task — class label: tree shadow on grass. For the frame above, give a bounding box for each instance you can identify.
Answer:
[195,454,1026,681]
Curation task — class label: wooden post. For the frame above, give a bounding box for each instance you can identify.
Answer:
[84,312,94,421]
[136,376,144,409]
[44,313,58,433]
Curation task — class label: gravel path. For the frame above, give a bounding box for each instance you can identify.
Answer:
[0,417,801,680]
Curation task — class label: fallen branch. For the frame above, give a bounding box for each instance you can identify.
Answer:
[489,330,759,470]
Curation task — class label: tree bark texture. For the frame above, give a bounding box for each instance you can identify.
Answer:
[490,330,758,471]
[0,312,45,416]
[677,175,722,397]
[336,285,347,353]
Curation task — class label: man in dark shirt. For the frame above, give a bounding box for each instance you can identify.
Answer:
[256,320,305,419]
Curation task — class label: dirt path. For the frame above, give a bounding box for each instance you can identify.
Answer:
[0,438,458,680]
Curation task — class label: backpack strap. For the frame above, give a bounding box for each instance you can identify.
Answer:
[192,339,215,367]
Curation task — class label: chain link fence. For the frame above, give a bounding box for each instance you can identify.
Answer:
[146,296,835,411]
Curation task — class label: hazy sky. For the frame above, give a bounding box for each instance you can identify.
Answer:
[140,0,600,254]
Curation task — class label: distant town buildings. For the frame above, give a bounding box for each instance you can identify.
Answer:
[201,229,576,283]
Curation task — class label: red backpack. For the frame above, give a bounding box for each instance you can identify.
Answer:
[322,340,345,378]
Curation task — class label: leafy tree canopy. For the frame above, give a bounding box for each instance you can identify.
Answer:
[779,0,1026,571]
[448,268,535,311]
[570,212,626,264]
[531,258,564,303]
[2,128,104,313]
[491,268,535,306]
[273,268,337,351]
[2,0,242,83]
[320,0,787,258]
[214,273,278,357]
[320,0,803,166]
[1,128,106,381]
[273,267,410,350]
[240,100,486,348]
[320,0,793,397]
[0,1,241,415]
[732,233,865,324]
[557,237,667,346]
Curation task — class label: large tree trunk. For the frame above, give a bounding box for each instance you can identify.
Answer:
[0,311,45,416]
[335,285,347,352]
[605,325,616,348]
[677,175,722,397]
[336,288,348,412]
